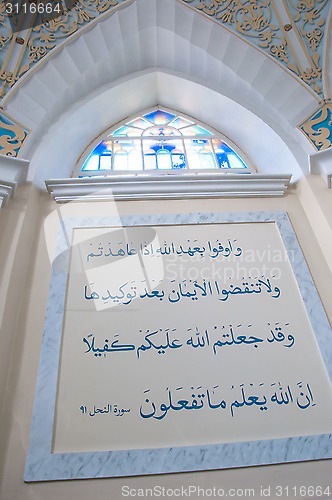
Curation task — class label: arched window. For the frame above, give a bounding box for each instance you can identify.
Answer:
[74,108,253,177]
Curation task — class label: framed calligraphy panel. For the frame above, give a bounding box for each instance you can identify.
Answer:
[25,212,332,481]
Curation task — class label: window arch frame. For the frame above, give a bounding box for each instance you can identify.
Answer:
[73,107,256,178]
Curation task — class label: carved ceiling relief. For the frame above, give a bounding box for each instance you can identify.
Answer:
[0,0,331,158]
[0,3,13,51]
[0,112,29,157]
[17,0,126,80]
[0,0,128,156]
[183,1,295,68]
[283,0,332,152]
[182,0,332,151]
[300,101,332,151]
[182,0,329,96]
[284,0,329,95]
[0,0,128,91]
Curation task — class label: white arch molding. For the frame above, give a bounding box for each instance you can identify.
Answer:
[2,0,320,190]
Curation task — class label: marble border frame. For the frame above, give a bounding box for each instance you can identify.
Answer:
[24,211,332,482]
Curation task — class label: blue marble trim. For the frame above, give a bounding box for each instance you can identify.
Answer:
[24,211,332,482]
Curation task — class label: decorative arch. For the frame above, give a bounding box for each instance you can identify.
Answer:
[75,107,252,177]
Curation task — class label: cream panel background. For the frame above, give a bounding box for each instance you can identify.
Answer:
[54,222,332,453]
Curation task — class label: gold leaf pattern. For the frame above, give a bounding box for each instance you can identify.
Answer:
[183,0,329,96]
[0,71,19,88]
[0,0,127,94]
[0,0,331,156]
[285,0,329,95]
[0,2,14,50]
[181,1,300,84]
[300,103,332,150]
[0,113,29,157]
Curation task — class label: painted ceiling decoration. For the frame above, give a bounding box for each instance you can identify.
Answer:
[299,99,332,150]
[182,0,329,96]
[181,0,332,152]
[0,0,331,158]
[0,109,29,157]
[0,0,131,156]
[0,0,131,94]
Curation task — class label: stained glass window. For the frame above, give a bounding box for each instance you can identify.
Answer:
[78,108,252,176]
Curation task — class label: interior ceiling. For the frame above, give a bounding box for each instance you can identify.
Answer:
[0,0,331,180]
[182,0,331,98]
[1,0,330,100]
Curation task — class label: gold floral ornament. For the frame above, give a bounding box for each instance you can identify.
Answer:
[285,0,329,95]
[299,65,322,93]
[16,0,124,81]
[300,102,332,151]
[0,71,19,88]
[0,2,13,49]
[0,112,29,157]
[305,27,323,51]
[181,0,299,81]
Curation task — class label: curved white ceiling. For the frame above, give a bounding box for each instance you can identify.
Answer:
[26,71,304,187]
[3,0,318,186]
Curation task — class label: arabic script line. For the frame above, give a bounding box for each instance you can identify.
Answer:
[84,275,281,306]
[82,322,294,359]
[140,381,316,420]
[86,238,243,262]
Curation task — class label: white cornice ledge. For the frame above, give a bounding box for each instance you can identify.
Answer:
[0,182,16,207]
[309,148,332,188]
[0,155,29,207]
[45,173,292,203]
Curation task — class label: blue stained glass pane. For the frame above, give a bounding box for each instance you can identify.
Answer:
[171,150,186,169]
[82,154,99,171]
[113,126,143,137]
[82,141,112,171]
[144,126,178,137]
[213,140,230,168]
[113,126,130,136]
[143,109,176,125]
[157,149,172,169]
[143,149,157,170]
[113,151,128,170]
[170,117,193,129]
[165,139,186,169]
[113,140,142,170]
[80,110,250,176]
[186,149,201,169]
[93,141,110,154]
[227,153,247,169]
[199,149,216,169]
[212,139,247,169]
[126,118,151,130]
[184,139,216,169]
[185,139,209,152]
[215,152,230,168]
[128,144,143,170]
